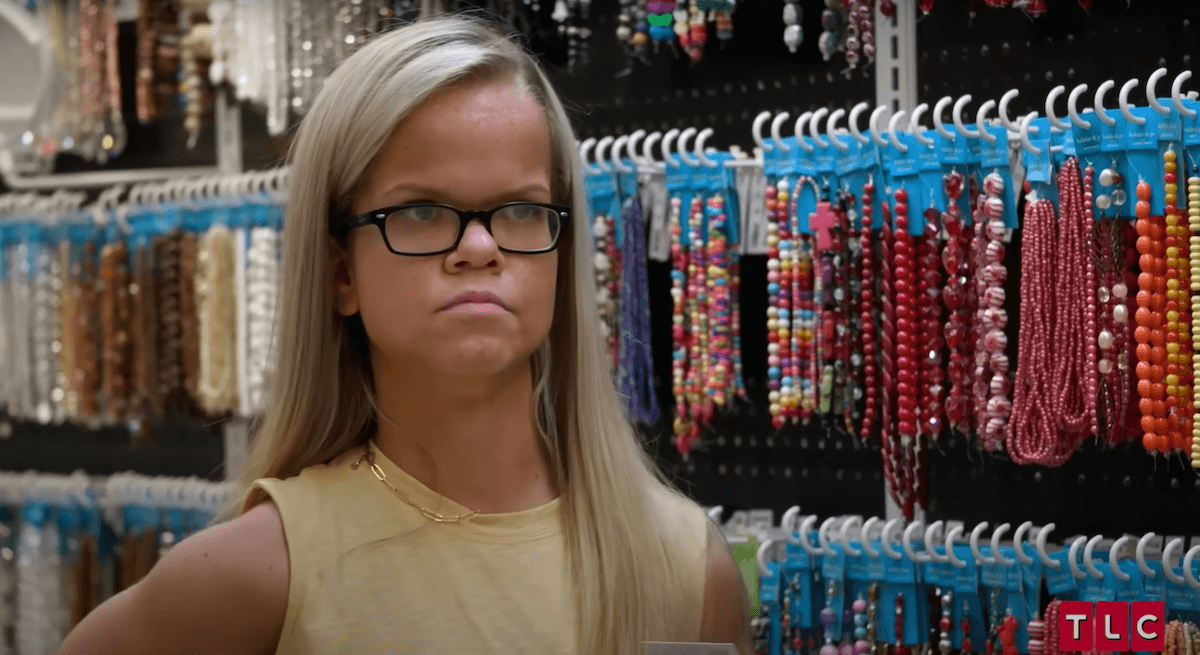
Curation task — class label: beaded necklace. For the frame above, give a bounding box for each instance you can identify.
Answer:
[592,212,618,370]
[1163,150,1193,451]
[99,239,130,424]
[705,193,733,408]
[918,202,944,438]
[879,197,909,513]
[859,180,879,440]
[1007,192,1066,465]
[1135,173,1170,454]
[1189,168,1200,467]
[842,185,864,434]
[1053,158,1096,441]
[686,195,710,429]
[669,196,693,453]
[792,176,819,421]
[941,171,973,434]
[766,179,787,428]
[979,172,1011,452]
[892,187,920,517]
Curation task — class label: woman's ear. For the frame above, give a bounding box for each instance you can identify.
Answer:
[332,245,359,317]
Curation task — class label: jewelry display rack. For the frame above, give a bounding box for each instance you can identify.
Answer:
[1,1,1197,543]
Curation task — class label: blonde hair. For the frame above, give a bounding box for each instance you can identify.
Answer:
[238,13,702,654]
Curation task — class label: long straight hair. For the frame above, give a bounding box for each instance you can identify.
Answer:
[237,14,701,654]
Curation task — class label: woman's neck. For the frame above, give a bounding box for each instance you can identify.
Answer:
[370,358,558,515]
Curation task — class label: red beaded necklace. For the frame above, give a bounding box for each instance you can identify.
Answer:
[941,171,973,434]
[879,197,907,511]
[918,201,944,511]
[860,180,879,440]
[893,186,920,517]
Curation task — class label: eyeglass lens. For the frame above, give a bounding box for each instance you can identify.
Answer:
[383,204,561,254]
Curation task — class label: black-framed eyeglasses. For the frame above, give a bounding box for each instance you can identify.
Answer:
[333,201,571,256]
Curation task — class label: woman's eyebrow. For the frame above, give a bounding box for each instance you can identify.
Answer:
[378,182,552,204]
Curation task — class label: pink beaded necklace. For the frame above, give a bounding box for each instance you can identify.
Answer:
[1052,158,1098,440]
[1006,192,1070,465]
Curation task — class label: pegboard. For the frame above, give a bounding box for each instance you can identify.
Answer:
[911,0,1200,538]
[915,0,1200,118]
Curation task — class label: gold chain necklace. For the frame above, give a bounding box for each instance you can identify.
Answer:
[351,442,480,524]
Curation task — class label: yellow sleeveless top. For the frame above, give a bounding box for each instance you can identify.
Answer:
[250,443,711,654]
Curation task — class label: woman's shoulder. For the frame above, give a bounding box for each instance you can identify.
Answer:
[646,480,713,557]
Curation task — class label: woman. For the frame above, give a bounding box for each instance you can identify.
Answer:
[60,14,750,655]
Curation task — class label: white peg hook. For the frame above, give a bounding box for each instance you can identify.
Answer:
[840,517,863,557]
[1037,523,1060,568]
[661,129,681,169]
[881,519,904,560]
[992,523,1016,567]
[595,136,614,173]
[910,103,934,147]
[887,110,909,152]
[1067,536,1088,580]
[810,108,831,149]
[1147,68,1170,115]
[579,138,601,175]
[1163,538,1186,584]
[611,135,633,173]
[771,112,792,153]
[781,505,802,538]
[946,525,967,568]
[642,131,662,166]
[1045,85,1069,131]
[753,111,773,153]
[1172,71,1196,119]
[1184,546,1200,591]
[1019,112,1041,156]
[971,522,996,564]
[953,95,980,139]
[799,515,822,556]
[925,521,949,562]
[976,100,998,144]
[1136,532,1157,579]
[1068,84,1092,129]
[903,520,930,563]
[794,112,815,153]
[849,102,872,145]
[1083,535,1105,580]
[677,127,701,167]
[861,517,882,558]
[1109,536,1132,583]
[869,106,890,146]
[1119,78,1145,125]
[1094,80,1117,126]
[695,128,718,168]
[626,131,646,168]
[757,538,777,578]
[998,89,1021,131]
[827,108,849,151]
[818,517,839,556]
[934,96,957,140]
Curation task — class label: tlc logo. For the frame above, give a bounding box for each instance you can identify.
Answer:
[1059,601,1166,651]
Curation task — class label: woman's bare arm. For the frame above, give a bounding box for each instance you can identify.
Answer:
[58,501,290,655]
[698,521,753,655]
